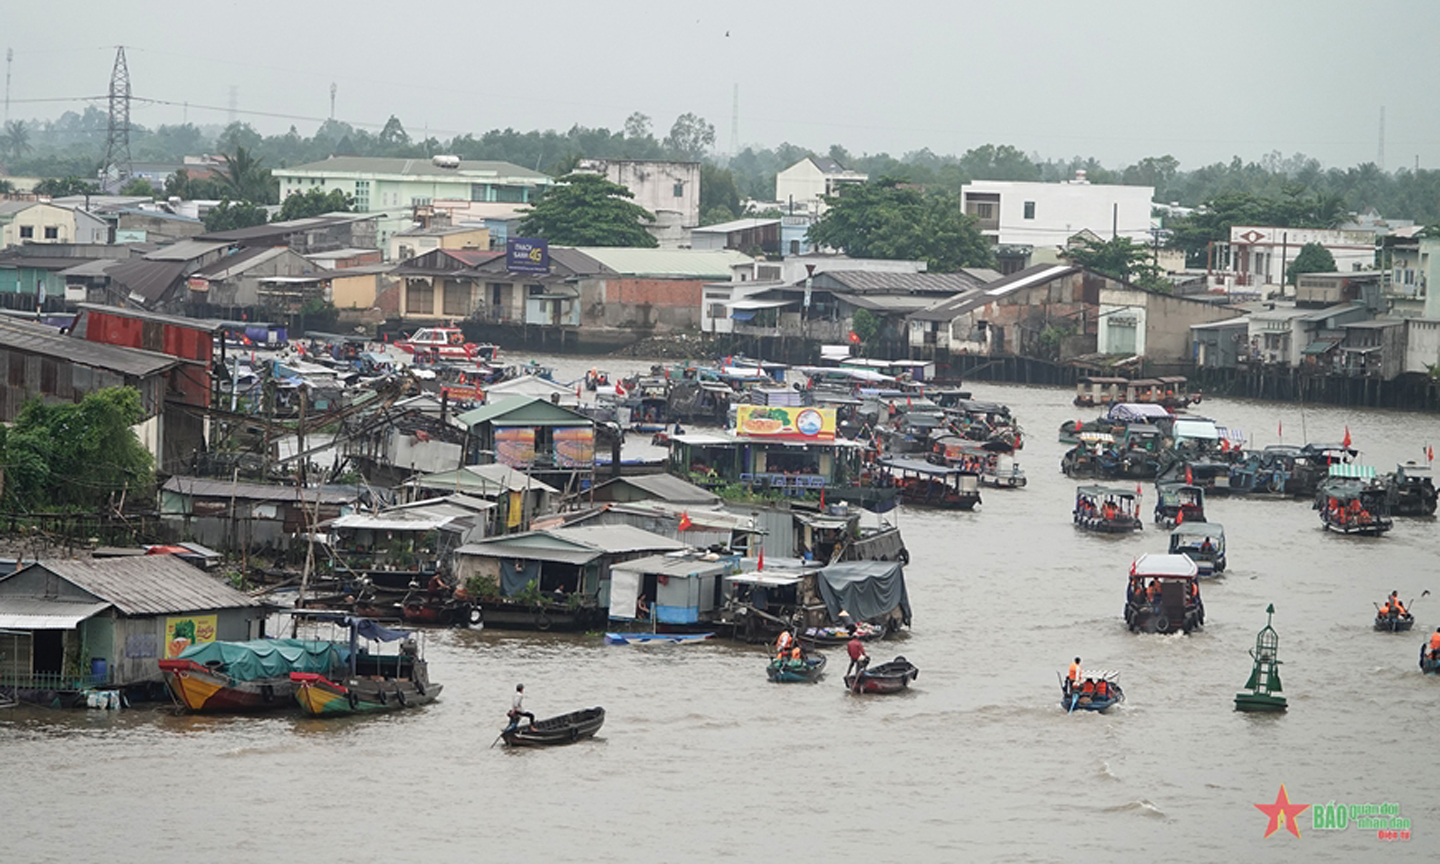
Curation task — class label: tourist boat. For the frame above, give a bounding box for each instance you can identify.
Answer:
[1061,433,1114,478]
[394,326,498,361]
[501,707,606,747]
[766,651,827,683]
[160,638,345,713]
[1318,478,1393,536]
[1058,670,1124,713]
[844,656,919,694]
[603,631,715,645]
[1073,376,1129,408]
[289,616,440,717]
[1375,609,1415,632]
[1124,553,1204,634]
[1153,481,1205,527]
[1073,485,1143,533]
[877,457,982,510]
[1235,605,1287,712]
[1169,522,1226,575]
[980,452,1027,489]
[1387,461,1438,516]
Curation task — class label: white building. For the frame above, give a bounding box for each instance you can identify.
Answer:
[0,201,108,248]
[960,172,1155,250]
[574,158,700,229]
[702,255,931,335]
[1208,226,1377,297]
[774,157,868,214]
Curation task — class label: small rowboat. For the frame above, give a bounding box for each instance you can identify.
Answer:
[844,656,918,694]
[1375,613,1414,632]
[604,632,714,645]
[1421,645,1440,674]
[767,652,826,683]
[1059,670,1124,713]
[503,707,605,747]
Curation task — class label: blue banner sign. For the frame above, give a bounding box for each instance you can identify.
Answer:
[507,238,550,274]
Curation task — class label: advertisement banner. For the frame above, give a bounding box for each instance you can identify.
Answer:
[735,406,836,441]
[495,427,536,467]
[553,426,595,468]
[506,238,550,274]
[164,614,218,659]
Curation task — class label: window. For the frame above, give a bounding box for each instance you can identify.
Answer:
[19,226,32,239]
[673,182,684,197]
[527,284,545,296]
[489,282,509,306]
[790,240,800,255]
[406,282,434,315]
[493,185,526,203]
[443,283,472,316]
[976,202,995,220]
[44,226,58,239]
[708,303,727,319]
[1023,201,1035,220]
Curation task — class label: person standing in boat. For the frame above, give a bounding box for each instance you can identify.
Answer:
[508,683,536,730]
[1383,591,1408,618]
[1065,657,1082,695]
[1429,628,1440,662]
[775,628,795,661]
[846,627,870,678]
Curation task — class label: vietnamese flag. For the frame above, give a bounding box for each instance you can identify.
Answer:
[1185,465,1193,485]
[1342,426,1352,449]
[757,546,765,571]
[1176,507,1185,525]
[678,512,693,531]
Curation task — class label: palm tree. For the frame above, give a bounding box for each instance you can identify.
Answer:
[1,120,30,160]
[219,146,272,203]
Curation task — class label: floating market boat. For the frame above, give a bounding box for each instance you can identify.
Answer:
[1073,485,1143,533]
[1317,467,1392,536]
[767,651,827,683]
[289,616,440,717]
[877,457,981,510]
[1125,553,1204,634]
[1169,522,1226,575]
[1421,640,1440,674]
[501,707,606,747]
[1235,605,1287,712]
[844,656,919,694]
[797,620,885,647]
[1153,481,1206,527]
[160,638,345,713]
[1058,669,1124,713]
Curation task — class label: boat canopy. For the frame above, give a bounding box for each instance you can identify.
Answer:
[1077,485,1138,499]
[1328,464,1377,479]
[879,457,966,476]
[814,560,911,627]
[1132,553,1199,578]
[298,613,412,643]
[1077,432,1115,443]
[726,572,805,588]
[174,639,344,681]
[1067,668,1120,681]
[1173,419,1220,441]
[1106,403,1170,422]
[1171,522,1225,539]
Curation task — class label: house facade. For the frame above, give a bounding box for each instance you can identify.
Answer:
[774,157,868,214]
[960,174,1154,267]
[1208,226,1377,297]
[0,202,108,249]
[575,159,701,230]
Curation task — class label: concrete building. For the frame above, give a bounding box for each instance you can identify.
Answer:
[1189,317,1251,369]
[575,159,700,230]
[1240,302,1373,367]
[1403,318,1440,374]
[774,157,867,214]
[689,218,780,253]
[388,224,489,262]
[274,156,552,212]
[960,173,1154,264]
[0,201,108,249]
[1207,226,1377,297]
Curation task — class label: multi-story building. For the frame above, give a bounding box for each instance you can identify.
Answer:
[575,159,700,230]
[1206,226,1376,298]
[774,157,868,214]
[0,201,108,248]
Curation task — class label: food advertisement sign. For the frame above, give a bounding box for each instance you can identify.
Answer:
[164,614,218,658]
[735,406,836,441]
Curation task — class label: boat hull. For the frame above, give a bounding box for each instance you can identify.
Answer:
[1075,515,1143,533]
[502,707,605,747]
[1375,615,1414,632]
[1235,693,1288,712]
[1061,686,1123,712]
[843,657,918,694]
[767,653,827,683]
[159,661,297,713]
[290,672,441,717]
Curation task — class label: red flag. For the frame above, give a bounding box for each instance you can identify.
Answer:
[1428,445,1434,463]
[820,487,826,507]
[1135,484,1142,498]
[575,383,581,399]
[1277,420,1282,440]
[1342,426,1352,449]
[614,380,626,396]
[757,546,765,571]
[1176,508,1185,525]
[678,512,693,531]
[1185,465,1193,485]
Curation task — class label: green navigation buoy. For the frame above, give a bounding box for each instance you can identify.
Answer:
[1235,604,1288,712]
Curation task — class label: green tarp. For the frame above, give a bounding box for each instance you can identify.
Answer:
[176,639,343,681]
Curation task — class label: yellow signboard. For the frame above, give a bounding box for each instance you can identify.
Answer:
[735,406,836,441]
[164,614,218,659]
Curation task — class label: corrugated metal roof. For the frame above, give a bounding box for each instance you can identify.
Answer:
[8,557,260,616]
[593,473,719,505]
[144,239,232,261]
[277,156,551,181]
[58,259,122,277]
[162,476,355,504]
[191,246,287,278]
[0,598,112,629]
[413,464,561,495]
[692,217,781,234]
[106,257,188,304]
[546,524,688,554]
[0,316,180,377]
[612,553,731,578]
[575,247,754,279]
[457,395,592,428]
[75,303,226,333]
[455,532,603,565]
[819,271,990,294]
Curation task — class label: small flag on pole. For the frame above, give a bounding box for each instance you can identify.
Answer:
[1185,465,1193,485]
[1342,426,1352,449]
[678,512,693,531]
[1428,445,1435,463]
[757,546,765,571]
[1278,420,1282,440]
[1176,508,1185,525]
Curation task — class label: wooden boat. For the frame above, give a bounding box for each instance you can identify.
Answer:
[767,652,827,683]
[844,656,918,694]
[1421,644,1440,674]
[159,638,343,713]
[1153,481,1205,527]
[1073,485,1143,533]
[1059,670,1124,713]
[1318,478,1392,536]
[400,597,479,627]
[502,707,606,747]
[1125,554,1204,634]
[1375,612,1414,632]
[1387,462,1438,516]
[289,616,441,717]
[877,457,981,510]
[603,631,714,645]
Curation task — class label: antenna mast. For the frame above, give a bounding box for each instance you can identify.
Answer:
[729,83,739,158]
[101,45,133,185]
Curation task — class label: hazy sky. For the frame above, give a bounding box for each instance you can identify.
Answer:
[6,0,1436,170]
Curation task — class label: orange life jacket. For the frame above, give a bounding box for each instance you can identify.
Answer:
[1067,662,1080,682]
[1081,680,1095,694]
[1430,633,1440,651]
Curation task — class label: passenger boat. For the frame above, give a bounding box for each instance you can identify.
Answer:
[1153,481,1205,527]
[1317,472,1393,536]
[289,616,440,717]
[877,457,981,510]
[603,631,715,645]
[1387,462,1438,516]
[1421,643,1440,674]
[1375,610,1414,632]
[980,452,1027,488]
[1073,485,1143,533]
[501,707,606,747]
[1124,553,1204,634]
[160,638,344,713]
[844,656,919,694]
[1060,433,1114,478]
[1169,522,1226,574]
[766,651,827,683]
[394,326,498,361]
[1059,670,1123,713]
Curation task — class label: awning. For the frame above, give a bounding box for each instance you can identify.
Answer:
[730,309,757,321]
[727,298,794,311]
[726,573,804,587]
[1302,338,1343,355]
[0,599,112,629]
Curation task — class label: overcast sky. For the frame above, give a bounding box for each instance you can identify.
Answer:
[6,0,1435,171]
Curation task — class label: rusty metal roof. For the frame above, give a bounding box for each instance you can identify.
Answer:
[5,557,260,616]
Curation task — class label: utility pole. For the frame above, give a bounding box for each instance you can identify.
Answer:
[1378,105,1385,170]
[4,48,12,125]
[101,46,133,186]
[730,83,739,157]
[329,82,336,119]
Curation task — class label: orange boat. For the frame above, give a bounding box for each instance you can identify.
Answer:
[160,639,344,713]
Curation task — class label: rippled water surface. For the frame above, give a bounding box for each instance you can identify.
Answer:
[4,366,1438,862]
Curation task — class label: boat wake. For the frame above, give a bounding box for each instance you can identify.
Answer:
[1104,798,1166,818]
[1096,760,1120,781]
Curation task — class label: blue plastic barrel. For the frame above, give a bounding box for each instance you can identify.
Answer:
[90,658,107,683]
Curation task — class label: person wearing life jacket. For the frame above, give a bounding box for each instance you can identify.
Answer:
[1080,679,1096,700]
[775,629,794,660]
[1384,592,1407,619]
[1095,679,1109,700]
[1146,579,1161,603]
[790,644,803,663]
[1066,657,1081,695]
[1430,627,1440,661]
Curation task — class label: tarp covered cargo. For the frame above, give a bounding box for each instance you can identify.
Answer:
[174,638,344,682]
[814,560,911,627]
[1106,403,1170,423]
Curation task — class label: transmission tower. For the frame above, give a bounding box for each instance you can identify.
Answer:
[1377,105,1385,170]
[329,82,336,119]
[101,46,133,185]
[729,83,739,157]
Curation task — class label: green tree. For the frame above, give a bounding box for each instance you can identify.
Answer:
[0,179,15,195]
[807,179,994,271]
[276,187,353,221]
[32,176,97,197]
[1287,242,1337,284]
[664,113,715,160]
[119,177,157,197]
[1,120,31,160]
[518,172,658,247]
[699,162,740,224]
[0,387,153,512]
[378,115,410,147]
[217,122,263,154]
[623,112,652,140]
[219,146,277,204]
[204,198,269,232]
[851,308,879,344]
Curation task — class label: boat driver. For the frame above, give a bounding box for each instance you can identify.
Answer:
[508,683,536,730]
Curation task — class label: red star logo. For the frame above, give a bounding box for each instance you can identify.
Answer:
[1255,784,1309,838]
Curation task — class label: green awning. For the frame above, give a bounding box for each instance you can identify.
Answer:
[1302,338,1342,355]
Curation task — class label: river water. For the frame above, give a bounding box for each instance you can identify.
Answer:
[4,359,1438,862]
